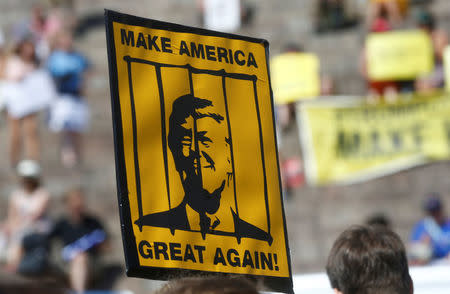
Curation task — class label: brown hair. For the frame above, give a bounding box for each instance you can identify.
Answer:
[326,225,412,294]
[155,276,259,294]
[14,38,38,65]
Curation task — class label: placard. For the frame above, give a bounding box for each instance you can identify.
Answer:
[366,30,433,81]
[105,10,292,293]
[271,52,320,104]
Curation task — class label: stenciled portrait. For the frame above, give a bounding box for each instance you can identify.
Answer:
[127,61,272,245]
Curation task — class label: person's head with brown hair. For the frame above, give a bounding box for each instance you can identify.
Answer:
[423,192,445,225]
[155,276,259,294]
[14,37,38,65]
[64,187,86,222]
[326,225,413,294]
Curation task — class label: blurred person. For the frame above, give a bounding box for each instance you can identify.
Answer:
[275,43,303,130]
[196,0,255,30]
[29,3,77,60]
[0,28,4,54]
[29,4,51,60]
[275,44,331,200]
[47,31,90,168]
[11,4,46,43]
[321,75,335,96]
[10,4,52,61]
[409,193,450,264]
[414,10,448,93]
[276,43,334,129]
[366,0,409,28]
[281,157,305,198]
[2,38,55,167]
[3,39,38,167]
[326,225,413,294]
[45,6,78,42]
[10,2,75,54]
[0,28,6,110]
[155,276,259,294]
[360,7,398,103]
[50,188,107,293]
[366,213,392,229]
[316,0,359,33]
[0,160,51,272]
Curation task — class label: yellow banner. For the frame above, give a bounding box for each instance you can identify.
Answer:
[105,10,292,292]
[299,93,450,185]
[444,46,450,92]
[271,52,320,104]
[366,30,434,81]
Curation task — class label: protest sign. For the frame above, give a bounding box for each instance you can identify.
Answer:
[444,46,450,92]
[366,30,433,81]
[298,93,450,185]
[271,52,320,104]
[105,10,292,293]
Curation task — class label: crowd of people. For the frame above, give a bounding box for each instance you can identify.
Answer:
[276,1,450,200]
[0,2,89,169]
[275,0,450,268]
[0,2,108,294]
[153,220,443,294]
[278,0,447,130]
[277,0,449,191]
[0,159,109,293]
[152,224,415,294]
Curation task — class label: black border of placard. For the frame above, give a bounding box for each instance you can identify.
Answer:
[104,9,293,293]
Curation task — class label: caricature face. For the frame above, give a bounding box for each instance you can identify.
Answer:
[168,95,231,215]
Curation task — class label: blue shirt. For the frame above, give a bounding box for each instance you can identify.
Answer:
[410,217,450,259]
[47,50,89,96]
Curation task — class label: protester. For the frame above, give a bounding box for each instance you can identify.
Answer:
[47,31,90,168]
[0,27,5,57]
[366,0,409,28]
[196,0,255,30]
[9,4,49,61]
[326,225,413,294]
[0,28,5,110]
[360,6,399,103]
[155,276,259,294]
[11,4,46,43]
[0,160,51,272]
[50,188,107,293]
[2,38,55,167]
[275,43,334,129]
[409,193,450,265]
[46,6,77,43]
[315,0,359,33]
[415,10,448,92]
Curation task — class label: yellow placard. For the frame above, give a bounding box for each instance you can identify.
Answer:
[105,10,292,292]
[299,93,450,185]
[271,52,320,104]
[444,46,450,92]
[366,30,434,81]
